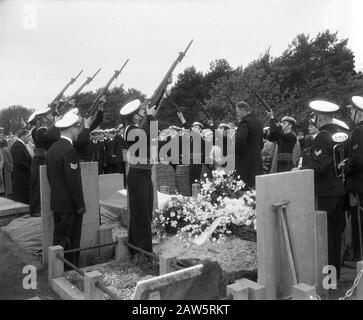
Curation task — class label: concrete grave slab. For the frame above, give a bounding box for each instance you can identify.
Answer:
[256,170,326,299]
[132,264,203,300]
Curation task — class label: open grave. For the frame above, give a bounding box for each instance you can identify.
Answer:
[39,162,363,300]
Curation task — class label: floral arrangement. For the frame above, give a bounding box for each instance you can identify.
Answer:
[199,171,247,206]
[153,170,257,243]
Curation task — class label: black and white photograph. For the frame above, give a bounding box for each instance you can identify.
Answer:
[1,0,363,305]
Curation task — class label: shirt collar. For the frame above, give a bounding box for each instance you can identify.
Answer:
[60,135,73,145]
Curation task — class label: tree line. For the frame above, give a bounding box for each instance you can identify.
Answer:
[1,30,362,135]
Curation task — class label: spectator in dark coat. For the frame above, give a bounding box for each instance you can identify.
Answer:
[234,101,264,188]
[10,129,32,204]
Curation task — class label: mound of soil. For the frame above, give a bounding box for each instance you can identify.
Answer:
[154,235,257,273]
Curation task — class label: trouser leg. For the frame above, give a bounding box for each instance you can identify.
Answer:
[317,196,346,279]
[127,168,153,254]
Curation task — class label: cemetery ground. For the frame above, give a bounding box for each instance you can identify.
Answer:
[0,229,59,300]
[0,226,358,300]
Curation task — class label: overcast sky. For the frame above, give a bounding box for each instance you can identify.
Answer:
[0,0,362,110]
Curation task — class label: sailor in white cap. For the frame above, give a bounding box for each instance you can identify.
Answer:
[27,107,60,216]
[47,110,85,267]
[344,96,363,263]
[119,98,157,255]
[267,109,298,173]
[192,121,204,133]
[303,99,346,278]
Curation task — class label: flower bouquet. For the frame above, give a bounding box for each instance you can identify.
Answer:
[153,171,257,243]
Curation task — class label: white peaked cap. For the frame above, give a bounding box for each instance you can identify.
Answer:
[309,100,340,113]
[120,99,141,116]
[332,118,349,131]
[55,110,80,129]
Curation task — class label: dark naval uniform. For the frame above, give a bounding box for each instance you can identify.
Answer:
[10,140,32,204]
[29,125,59,215]
[125,115,155,254]
[47,138,86,266]
[74,110,103,161]
[105,137,117,174]
[305,123,346,277]
[113,133,126,182]
[235,113,263,188]
[269,118,297,172]
[345,120,363,260]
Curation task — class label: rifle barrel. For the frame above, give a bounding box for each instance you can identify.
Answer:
[242,78,272,112]
[86,59,129,117]
[70,69,84,84]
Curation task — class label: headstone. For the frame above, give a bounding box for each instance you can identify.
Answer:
[176,165,191,196]
[256,170,326,299]
[41,162,100,265]
[98,173,124,200]
[155,163,176,193]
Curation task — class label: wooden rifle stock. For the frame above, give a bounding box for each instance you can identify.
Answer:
[49,70,83,113]
[242,78,272,113]
[86,59,129,118]
[57,68,102,116]
[140,40,193,126]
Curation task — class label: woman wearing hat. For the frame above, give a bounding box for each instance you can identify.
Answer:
[267,111,298,173]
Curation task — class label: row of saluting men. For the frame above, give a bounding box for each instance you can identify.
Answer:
[12,94,363,274]
[10,96,235,266]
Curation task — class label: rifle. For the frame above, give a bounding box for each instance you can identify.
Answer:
[57,68,102,116]
[140,40,193,126]
[199,103,213,123]
[164,92,183,113]
[242,78,272,113]
[49,70,83,113]
[85,59,129,118]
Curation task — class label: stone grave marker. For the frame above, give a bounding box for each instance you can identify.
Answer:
[256,169,327,299]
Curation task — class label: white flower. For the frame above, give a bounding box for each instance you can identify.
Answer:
[170,211,175,217]
[246,220,252,226]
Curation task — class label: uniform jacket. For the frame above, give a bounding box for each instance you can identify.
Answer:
[305,124,345,197]
[235,113,263,187]
[47,138,85,213]
[345,121,363,193]
[105,138,116,165]
[113,134,125,163]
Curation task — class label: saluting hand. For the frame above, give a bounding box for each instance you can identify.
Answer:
[146,105,157,117]
[98,96,107,112]
[69,99,76,108]
[266,110,274,119]
[84,116,93,129]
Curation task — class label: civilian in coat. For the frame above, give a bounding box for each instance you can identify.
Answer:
[10,129,32,204]
[2,137,16,198]
[234,101,264,188]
